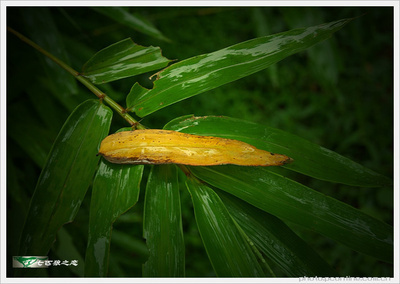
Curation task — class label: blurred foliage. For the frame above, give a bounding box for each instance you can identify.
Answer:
[7,6,393,277]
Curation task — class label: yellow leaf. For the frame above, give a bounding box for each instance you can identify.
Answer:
[98,130,293,166]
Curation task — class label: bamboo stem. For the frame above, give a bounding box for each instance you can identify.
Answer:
[7,26,142,128]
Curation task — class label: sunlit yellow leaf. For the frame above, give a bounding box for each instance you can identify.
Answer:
[98,130,292,166]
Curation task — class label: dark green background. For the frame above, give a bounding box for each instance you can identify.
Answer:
[7,7,393,277]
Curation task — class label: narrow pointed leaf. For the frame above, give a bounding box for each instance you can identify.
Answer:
[18,100,113,257]
[92,7,170,42]
[217,190,338,276]
[85,127,144,277]
[127,18,352,117]
[186,178,266,277]
[165,115,391,187]
[81,38,171,84]
[143,165,184,277]
[189,166,393,263]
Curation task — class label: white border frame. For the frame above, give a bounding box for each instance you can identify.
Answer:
[1,1,399,284]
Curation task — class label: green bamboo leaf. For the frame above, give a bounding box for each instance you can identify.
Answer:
[189,166,393,263]
[186,177,266,277]
[92,7,170,42]
[85,128,144,277]
[164,115,391,187]
[18,100,113,258]
[81,38,171,84]
[143,165,184,277]
[217,190,338,276]
[127,18,352,117]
